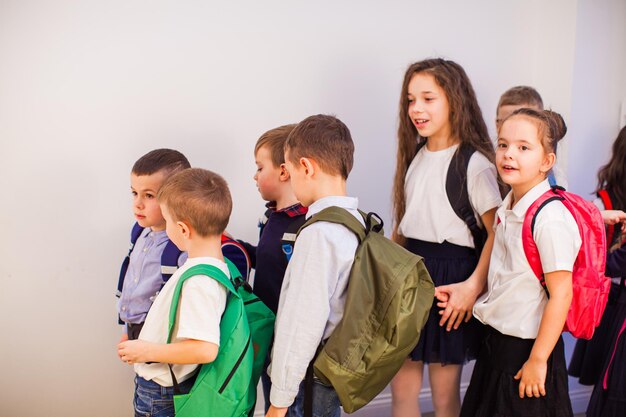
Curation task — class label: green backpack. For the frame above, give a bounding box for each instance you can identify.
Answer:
[302,207,434,413]
[167,259,275,417]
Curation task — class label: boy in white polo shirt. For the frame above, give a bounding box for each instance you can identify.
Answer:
[117,168,231,417]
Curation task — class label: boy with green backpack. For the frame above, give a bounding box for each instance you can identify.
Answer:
[118,168,274,417]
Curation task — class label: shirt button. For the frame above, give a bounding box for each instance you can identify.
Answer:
[134,278,138,283]
[143,248,148,253]
[122,306,126,311]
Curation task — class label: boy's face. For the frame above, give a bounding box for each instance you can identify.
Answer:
[254,145,284,202]
[130,171,166,231]
[284,149,313,207]
[496,103,539,131]
[160,203,185,251]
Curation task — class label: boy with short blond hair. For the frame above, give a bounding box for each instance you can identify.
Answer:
[118,168,232,417]
[265,115,363,417]
[238,124,309,411]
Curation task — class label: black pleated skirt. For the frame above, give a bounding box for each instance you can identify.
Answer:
[460,326,573,417]
[405,239,483,365]
[586,283,626,417]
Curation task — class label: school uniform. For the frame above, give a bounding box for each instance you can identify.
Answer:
[462,180,581,417]
[118,228,186,339]
[398,144,501,364]
[586,244,626,417]
[133,257,228,417]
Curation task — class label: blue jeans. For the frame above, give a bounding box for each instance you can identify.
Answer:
[286,377,341,417]
[133,375,195,417]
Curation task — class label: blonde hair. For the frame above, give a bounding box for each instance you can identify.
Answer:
[158,168,231,237]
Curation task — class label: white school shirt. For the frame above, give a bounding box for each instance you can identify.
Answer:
[473,180,582,339]
[135,257,227,386]
[269,196,363,408]
[398,144,501,247]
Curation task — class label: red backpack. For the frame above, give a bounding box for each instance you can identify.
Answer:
[522,186,610,340]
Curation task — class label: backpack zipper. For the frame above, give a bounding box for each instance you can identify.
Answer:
[218,333,251,393]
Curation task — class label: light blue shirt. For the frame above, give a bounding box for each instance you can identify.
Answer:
[118,228,186,324]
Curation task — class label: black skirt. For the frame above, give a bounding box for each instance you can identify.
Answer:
[586,283,626,417]
[405,239,483,365]
[568,282,622,385]
[460,326,573,417]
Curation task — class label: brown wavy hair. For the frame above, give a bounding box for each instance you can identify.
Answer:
[391,58,494,243]
[596,126,626,209]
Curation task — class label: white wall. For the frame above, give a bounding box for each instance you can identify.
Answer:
[0,1,621,416]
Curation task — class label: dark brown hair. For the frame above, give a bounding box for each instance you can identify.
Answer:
[132,148,191,176]
[158,168,232,237]
[392,58,495,242]
[502,108,567,155]
[285,114,354,179]
[255,124,297,167]
[497,86,544,111]
[596,126,626,209]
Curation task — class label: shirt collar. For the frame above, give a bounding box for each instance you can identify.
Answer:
[265,201,308,217]
[146,228,169,243]
[306,196,358,219]
[499,179,551,220]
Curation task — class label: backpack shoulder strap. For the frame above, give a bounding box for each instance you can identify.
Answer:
[167,264,239,343]
[117,222,146,297]
[598,189,615,247]
[280,215,308,261]
[221,234,252,280]
[160,239,183,284]
[522,187,566,284]
[258,208,273,238]
[300,206,370,243]
[445,144,485,252]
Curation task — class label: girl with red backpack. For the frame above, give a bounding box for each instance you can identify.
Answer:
[461,109,580,417]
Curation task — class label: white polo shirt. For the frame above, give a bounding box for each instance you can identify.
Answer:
[398,144,501,248]
[473,180,581,339]
[135,257,227,386]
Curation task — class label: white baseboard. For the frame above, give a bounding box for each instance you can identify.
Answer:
[254,383,593,417]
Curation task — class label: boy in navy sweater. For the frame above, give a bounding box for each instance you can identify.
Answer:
[241,124,307,410]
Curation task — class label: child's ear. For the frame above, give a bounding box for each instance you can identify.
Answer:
[300,157,316,178]
[279,163,290,181]
[177,221,191,238]
[540,152,556,175]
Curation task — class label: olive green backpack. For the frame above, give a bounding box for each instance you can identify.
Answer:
[302,207,434,413]
[167,259,275,417]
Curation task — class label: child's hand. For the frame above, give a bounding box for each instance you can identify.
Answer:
[601,210,626,225]
[434,281,479,331]
[118,339,152,365]
[514,357,547,398]
[265,405,288,417]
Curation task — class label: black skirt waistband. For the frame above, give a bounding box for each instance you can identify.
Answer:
[405,238,476,259]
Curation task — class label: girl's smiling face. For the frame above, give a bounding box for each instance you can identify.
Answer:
[496,116,555,199]
[407,72,452,143]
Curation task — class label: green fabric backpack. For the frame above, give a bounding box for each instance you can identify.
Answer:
[302,207,434,413]
[167,259,275,417]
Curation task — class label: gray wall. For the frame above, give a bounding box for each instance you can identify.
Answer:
[1,1,624,416]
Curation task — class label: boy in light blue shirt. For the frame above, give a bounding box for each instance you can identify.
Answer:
[116,148,191,341]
